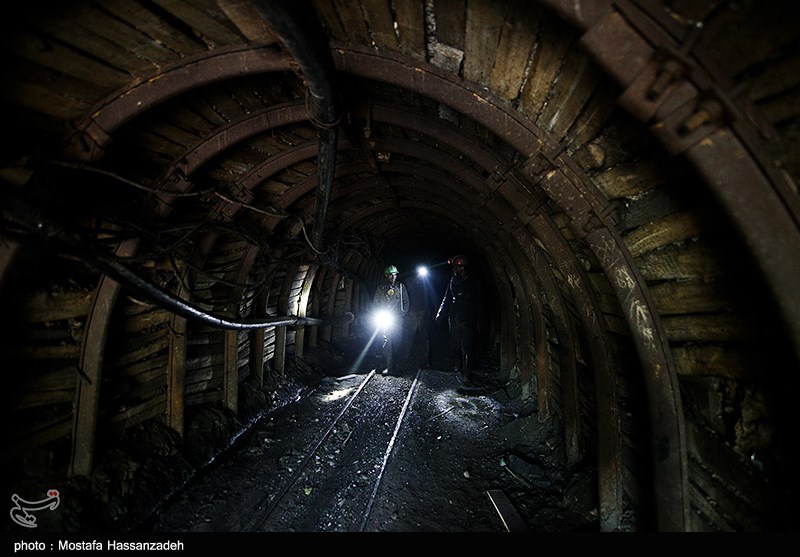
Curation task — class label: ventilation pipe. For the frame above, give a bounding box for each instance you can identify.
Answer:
[251,0,340,254]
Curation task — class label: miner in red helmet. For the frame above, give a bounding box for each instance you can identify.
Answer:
[435,254,482,386]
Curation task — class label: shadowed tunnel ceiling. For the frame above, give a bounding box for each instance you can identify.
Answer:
[0,0,798,533]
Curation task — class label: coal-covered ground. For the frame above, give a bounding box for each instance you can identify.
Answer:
[139,325,600,534]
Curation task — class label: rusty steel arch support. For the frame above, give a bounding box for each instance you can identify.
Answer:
[166,302,188,436]
[271,261,300,377]
[293,264,318,360]
[313,265,334,345]
[250,285,271,389]
[223,243,262,414]
[70,238,139,476]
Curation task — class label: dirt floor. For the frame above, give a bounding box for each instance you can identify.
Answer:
[2,323,601,536]
[136,327,601,534]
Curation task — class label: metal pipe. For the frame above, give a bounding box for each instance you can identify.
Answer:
[252,0,340,253]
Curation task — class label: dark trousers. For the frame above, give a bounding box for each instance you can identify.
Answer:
[401,311,430,364]
[448,316,476,372]
[381,325,403,372]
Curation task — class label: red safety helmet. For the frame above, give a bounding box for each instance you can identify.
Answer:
[449,255,468,267]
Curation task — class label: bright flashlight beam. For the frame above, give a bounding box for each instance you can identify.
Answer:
[371,309,395,331]
[417,265,429,277]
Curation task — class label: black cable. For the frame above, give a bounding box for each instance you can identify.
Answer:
[0,188,323,331]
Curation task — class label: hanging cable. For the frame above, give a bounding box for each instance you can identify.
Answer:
[0,187,323,331]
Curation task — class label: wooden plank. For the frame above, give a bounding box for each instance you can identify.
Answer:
[224,329,239,413]
[758,90,800,125]
[311,0,347,40]
[617,184,685,231]
[203,87,251,124]
[662,314,756,342]
[672,345,757,379]
[150,119,210,153]
[687,480,734,532]
[625,211,705,257]
[180,94,233,130]
[106,396,167,432]
[19,322,83,346]
[46,2,175,73]
[2,66,97,120]
[118,353,168,380]
[222,141,275,170]
[15,365,78,393]
[564,85,617,154]
[687,420,781,529]
[433,0,466,50]
[4,417,72,461]
[106,336,170,369]
[12,25,131,86]
[636,241,725,282]
[121,308,170,333]
[21,290,93,323]
[650,280,734,315]
[539,44,601,139]
[519,13,574,119]
[186,390,223,407]
[393,0,425,61]
[185,375,217,396]
[463,0,505,84]
[358,0,398,50]
[748,52,800,101]
[102,0,209,55]
[216,0,276,43]
[121,376,168,402]
[151,0,243,47]
[592,158,668,200]
[698,2,798,77]
[488,0,541,101]
[18,344,82,360]
[667,0,726,24]
[11,388,75,410]
[168,314,187,435]
[332,0,371,44]
[134,128,194,161]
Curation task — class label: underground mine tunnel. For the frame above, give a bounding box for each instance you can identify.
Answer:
[1,0,799,534]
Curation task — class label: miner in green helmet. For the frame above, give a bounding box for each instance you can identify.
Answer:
[371,263,410,375]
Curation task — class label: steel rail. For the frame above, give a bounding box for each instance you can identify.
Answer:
[358,369,423,532]
[247,369,377,531]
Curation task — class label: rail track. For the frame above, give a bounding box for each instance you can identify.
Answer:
[148,366,510,533]
[242,369,423,532]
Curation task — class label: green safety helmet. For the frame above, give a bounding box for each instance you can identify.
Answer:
[384,265,399,275]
